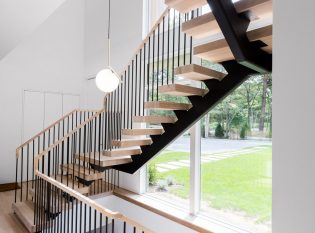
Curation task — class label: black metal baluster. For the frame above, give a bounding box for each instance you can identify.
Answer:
[143,44,146,115]
[167,9,170,84]
[80,201,82,233]
[172,9,176,83]
[26,143,30,200]
[162,16,165,86]
[106,216,108,233]
[131,60,134,128]
[89,206,92,233]
[157,23,160,101]
[94,209,97,233]
[147,37,151,102]
[20,148,23,201]
[135,54,138,116]
[190,10,194,64]
[84,204,87,233]
[139,49,142,116]
[15,157,18,202]
[100,213,103,233]
[127,66,130,129]
[152,30,155,101]
[183,13,187,65]
[178,12,181,67]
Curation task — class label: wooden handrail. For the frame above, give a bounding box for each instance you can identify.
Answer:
[16,109,99,158]
[33,109,105,161]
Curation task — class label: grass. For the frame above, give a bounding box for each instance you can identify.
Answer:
[149,146,272,223]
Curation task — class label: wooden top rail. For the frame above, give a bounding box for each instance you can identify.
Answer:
[16,109,99,158]
[32,109,104,160]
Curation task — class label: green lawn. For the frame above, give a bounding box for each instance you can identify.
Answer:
[149,146,272,223]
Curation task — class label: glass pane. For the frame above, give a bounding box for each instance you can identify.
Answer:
[147,133,190,208]
[200,70,272,233]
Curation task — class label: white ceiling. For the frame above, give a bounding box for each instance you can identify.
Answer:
[0,0,66,60]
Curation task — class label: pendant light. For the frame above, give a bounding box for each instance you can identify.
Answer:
[95,0,120,93]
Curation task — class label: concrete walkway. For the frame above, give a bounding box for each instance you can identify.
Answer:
[156,146,267,173]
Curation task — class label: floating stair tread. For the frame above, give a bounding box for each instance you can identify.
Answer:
[165,0,206,13]
[133,115,177,124]
[54,175,89,194]
[144,101,192,110]
[60,164,104,181]
[102,148,142,157]
[75,154,133,167]
[175,64,226,81]
[112,138,153,147]
[28,176,89,197]
[159,84,207,96]
[122,128,164,136]
[194,25,272,63]
[12,201,36,233]
[182,0,272,38]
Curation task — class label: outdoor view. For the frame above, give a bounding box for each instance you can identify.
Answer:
[147,60,272,233]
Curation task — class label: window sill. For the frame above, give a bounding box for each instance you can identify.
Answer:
[113,189,252,233]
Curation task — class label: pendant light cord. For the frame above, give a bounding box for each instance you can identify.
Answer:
[107,0,111,67]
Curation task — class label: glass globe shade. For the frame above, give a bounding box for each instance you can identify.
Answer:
[95,68,120,93]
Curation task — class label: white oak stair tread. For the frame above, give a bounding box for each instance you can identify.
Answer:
[28,175,88,197]
[102,148,142,157]
[175,64,226,81]
[55,175,89,194]
[144,101,192,110]
[194,25,272,63]
[159,84,208,96]
[60,164,104,181]
[112,138,152,147]
[165,0,206,13]
[122,128,164,136]
[75,154,133,167]
[182,0,272,39]
[133,115,177,124]
[12,201,36,233]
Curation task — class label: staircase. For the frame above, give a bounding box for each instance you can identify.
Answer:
[13,0,272,232]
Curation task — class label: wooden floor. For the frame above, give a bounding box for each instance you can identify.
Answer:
[0,190,29,233]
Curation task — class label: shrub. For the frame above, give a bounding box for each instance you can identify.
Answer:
[240,123,249,139]
[157,180,168,192]
[166,177,175,186]
[215,123,225,138]
[148,164,158,185]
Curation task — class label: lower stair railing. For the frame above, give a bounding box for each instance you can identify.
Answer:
[32,108,153,232]
[34,166,153,233]
[14,107,153,232]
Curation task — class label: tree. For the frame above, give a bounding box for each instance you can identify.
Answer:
[259,74,272,131]
[239,76,262,130]
[215,123,225,138]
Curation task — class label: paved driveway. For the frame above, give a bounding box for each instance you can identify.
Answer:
[166,136,272,153]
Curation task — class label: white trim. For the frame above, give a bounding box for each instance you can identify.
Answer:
[190,121,201,215]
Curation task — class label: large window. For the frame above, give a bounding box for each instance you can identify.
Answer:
[199,67,272,233]
[146,66,272,232]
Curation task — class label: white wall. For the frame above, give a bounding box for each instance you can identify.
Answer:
[96,195,197,233]
[0,0,66,60]
[0,0,86,183]
[273,0,315,232]
[84,0,143,77]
